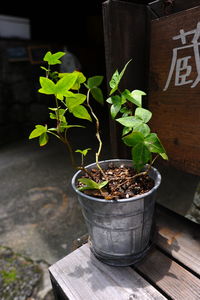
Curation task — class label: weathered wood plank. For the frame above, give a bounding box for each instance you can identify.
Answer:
[102,0,148,158]
[156,206,200,276]
[136,248,200,299]
[49,243,166,300]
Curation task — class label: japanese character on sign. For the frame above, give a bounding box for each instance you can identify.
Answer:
[163,22,200,91]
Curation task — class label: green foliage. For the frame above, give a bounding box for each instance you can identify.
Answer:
[106,60,168,172]
[29,51,168,184]
[59,71,86,90]
[78,178,108,191]
[43,51,65,65]
[106,95,122,119]
[87,76,103,89]
[91,87,104,105]
[29,125,49,146]
[75,148,91,156]
[39,73,79,99]
[29,51,104,167]
[75,148,92,166]
[1,269,17,284]
[109,59,132,95]
[122,89,146,107]
[86,76,104,105]
[116,116,143,128]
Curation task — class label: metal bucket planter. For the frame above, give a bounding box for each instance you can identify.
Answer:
[71,159,161,266]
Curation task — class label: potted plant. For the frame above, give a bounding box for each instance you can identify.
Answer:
[29,51,168,266]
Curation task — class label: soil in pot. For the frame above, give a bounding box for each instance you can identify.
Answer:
[78,162,155,200]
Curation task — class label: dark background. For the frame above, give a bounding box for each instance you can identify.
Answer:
[0,1,110,144]
[0,0,153,74]
[0,0,180,144]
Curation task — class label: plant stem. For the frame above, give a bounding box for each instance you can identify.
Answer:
[86,89,107,179]
[47,129,76,167]
[54,96,60,128]
[62,130,76,168]
[46,64,50,78]
[77,166,95,179]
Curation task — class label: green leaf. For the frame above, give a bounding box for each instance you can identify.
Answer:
[58,109,66,122]
[87,76,103,89]
[75,148,91,156]
[120,106,132,117]
[132,142,152,172]
[38,77,56,95]
[72,105,92,121]
[122,89,141,107]
[144,133,168,159]
[43,51,65,65]
[49,109,67,125]
[71,71,86,90]
[91,87,104,105]
[49,71,59,81]
[109,59,132,95]
[48,107,60,111]
[134,123,150,137]
[65,91,86,111]
[55,73,78,96]
[78,178,108,191]
[160,152,168,160]
[49,112,57,119]
[98,181,109,189]
[121,89,146,107]
[47,128,57,132]
[59,71,86,90]
[116,116,143,128]
[119,59,132,82]
[39,132,49,146]
[40,66,49,72]
[131,90,146,107]
[122,127,132,136]
[135,107,152,123]
[29,125,47,139]
[109,69,119,92]
[106,97,112,104]
[122,131,144,147]
[59,124,85,130]
[109,95,122,119]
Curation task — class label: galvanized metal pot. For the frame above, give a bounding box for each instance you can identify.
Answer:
[71,159,161,266]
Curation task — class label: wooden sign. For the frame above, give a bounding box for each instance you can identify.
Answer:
[148,5,200,176]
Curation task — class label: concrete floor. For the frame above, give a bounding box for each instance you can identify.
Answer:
[0,140,78,263]
[0,130,109,265]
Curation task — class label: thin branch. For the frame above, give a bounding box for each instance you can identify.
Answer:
[77,166,96,181]
[86,89,107,180]
[60,133,76,168]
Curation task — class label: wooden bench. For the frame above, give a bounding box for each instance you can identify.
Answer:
[49,205,200,299]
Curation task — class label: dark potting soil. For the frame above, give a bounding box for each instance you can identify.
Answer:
[78,163,155,200]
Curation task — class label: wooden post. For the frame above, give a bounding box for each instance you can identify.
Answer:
[102,0,149,158]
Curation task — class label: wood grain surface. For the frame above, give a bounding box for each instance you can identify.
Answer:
[156,206,200,276]
[149,5,200,175]
[49,206,200,299]
[136,249,200,299]
[49,244,166,300]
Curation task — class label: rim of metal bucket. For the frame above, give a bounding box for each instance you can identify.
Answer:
[71,159,161,203]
